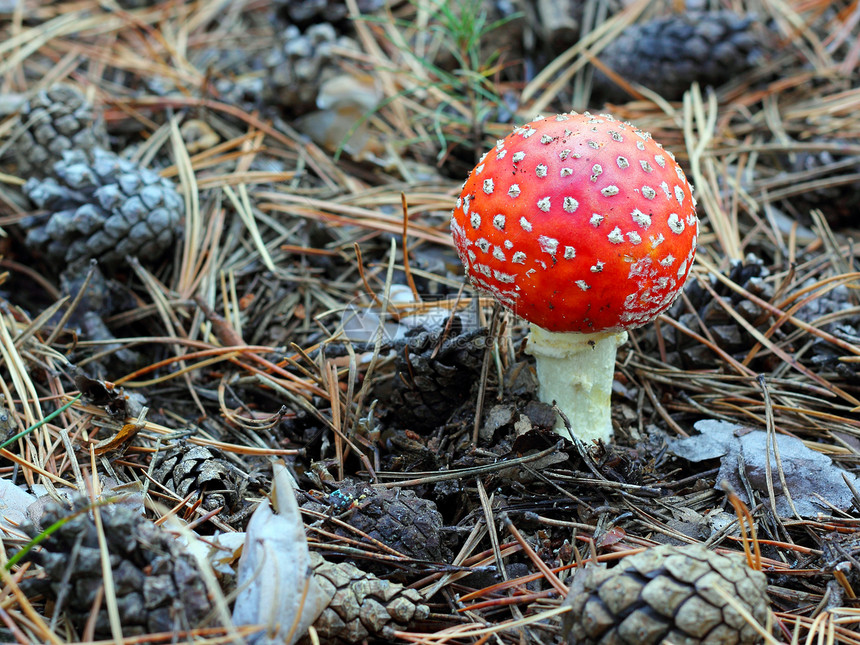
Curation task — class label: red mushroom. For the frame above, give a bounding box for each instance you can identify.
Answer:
[451,112,698,443]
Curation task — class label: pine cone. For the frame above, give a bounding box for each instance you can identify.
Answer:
[788,144,860,228]
[307,552,429,644]
[564,544,769,645]
[22,148,183,267]
[302,479,449,562]
[272,0,384,28]
[653,256,773,370]
[152,444,242,513]
[382,318,488,431]
[15,84,108,178]
[264,23,360,114]
[593,11,763,102]
[19,499,213,639]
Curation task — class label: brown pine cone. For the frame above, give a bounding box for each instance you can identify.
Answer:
[307,552,429,644]
[302,479,449,562]
[382,318,488,431]
[564,544,769,645]
[151,444,243,513]
[18,498,214,639]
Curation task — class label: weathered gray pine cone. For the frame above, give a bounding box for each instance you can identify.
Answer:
[564,544,769,645]
[788,143,860,228]
[22,147,183,267]
[152,444,242,513]
[18,499,213,639]
[593,11,763,102]
[15,84,108,178]
[302,479,449,562]
[307,552,429,644]
[264,23,360,114]
[272,0,384,27]
[382,320,488,431]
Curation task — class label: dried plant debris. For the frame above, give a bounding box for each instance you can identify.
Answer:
[592,11,764,102]
[233,463,328,645]
[22,148,183,267]
[669,420,860,518]
[563,544,768,645]
[18,498,214,639]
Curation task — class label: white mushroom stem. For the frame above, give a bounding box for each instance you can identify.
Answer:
[525,324,628,443]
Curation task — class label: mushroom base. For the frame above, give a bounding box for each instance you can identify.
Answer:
[525,325,628,443]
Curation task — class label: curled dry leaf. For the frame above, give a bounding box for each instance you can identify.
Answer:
[232,461,330,645]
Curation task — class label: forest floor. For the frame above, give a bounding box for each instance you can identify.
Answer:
[1,0,860,643]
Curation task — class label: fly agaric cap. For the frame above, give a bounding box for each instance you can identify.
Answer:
[451,112,698,333]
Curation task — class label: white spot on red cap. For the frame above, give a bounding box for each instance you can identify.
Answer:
[590,213,604,227]
[654,154,666,167]
[483,179,494,194]
[627,231,642,245]
[590,261,604,272]
[494,270,515,284]
[512,251,526,264]
[462,195,471,214]
[563,197,578,213]
[560,167,573,177]
[675,166,685,182]
[628,257,653,278]
[508,184,521,198]
[456,197,462,209]
[667,213,685,234]
[660,254,675,266]
[559,149,572,160]
[537,197,551,212]
[641,186,657,199]
[590,164,603,181]
[640,160,653,172]
[536,164,548,177]
[660,181,671,200]
[608,227,624,244]
[496,149,507,160]
[650,233,665,248]
[617,156,629,168]
[493,214,505,230]
[520,216,532,231]
[475,263,491,276]
[470,213,481,228]
[555,114,570,121]
[609,130,623,142]
[492,246,506,261]
[538,236,558,256]
[467,249,476,262]
[674,185,685,205]
[476,238,490,253]
[522,128,537,138]
[512,151,525,163]
[631,209,651,228]
[564,246,575,259]
[504,239,513,249]
[676,259,688,280]
[601,185,619,197]
[475,163,484,175]
[636,140,645,151]
[587,140,600,150]
[576,280,590,290]
[540,134,555,144]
